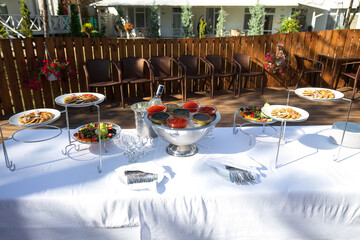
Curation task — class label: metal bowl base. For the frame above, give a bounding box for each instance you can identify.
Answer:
[166,144,198,157]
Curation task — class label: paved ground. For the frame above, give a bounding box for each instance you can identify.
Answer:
[1,87,359,142]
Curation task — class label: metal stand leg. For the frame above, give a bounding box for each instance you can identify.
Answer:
[62,106,80,155]
[95,105,102,173]
[274,120,285,169]
[334,98,353,161]
[0,123,15,171]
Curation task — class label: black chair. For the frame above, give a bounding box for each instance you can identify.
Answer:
[233,54,265,95]
[294,54,324,88]
[114,57,154,108]
[178,55,212,99]
[149,56,185,101]
[205,54,237,97]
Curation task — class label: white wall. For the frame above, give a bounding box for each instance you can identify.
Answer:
[1,0,59,16]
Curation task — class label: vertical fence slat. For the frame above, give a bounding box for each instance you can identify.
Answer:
[12,39,34,110]
[207,38,214,54]
[45,38,61,99]
[64,37,79,93]
[74,37,87,92]
[24,38,43,108]
[34,37,53,108]
[342,29,355,58]
[93,38,102,59]
[150,39,157,57]
[54,37,70,95]
[1,39,23,113]
[109,38,120,101]
[350,30,360,58]
[193,38,200,92]
[234,37,240,55]
[0,40,16,115]
[135,39,143,98]
[142,39,151,97]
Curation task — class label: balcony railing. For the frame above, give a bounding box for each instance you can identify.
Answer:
[0,14,70,35]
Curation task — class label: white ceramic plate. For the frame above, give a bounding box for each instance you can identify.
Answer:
[9,108,61,127]
[55,92,105,108]
[262,105,309,122]
[295,87,344,101]
[72,122,121,145]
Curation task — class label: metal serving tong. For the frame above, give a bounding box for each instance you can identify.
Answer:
[225,166,256,183]
[124,170,158,184]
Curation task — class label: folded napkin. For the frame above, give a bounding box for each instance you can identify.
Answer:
[204,154,261,178]
[115,162,170,191]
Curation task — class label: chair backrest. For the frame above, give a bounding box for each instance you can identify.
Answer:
[178,55,199,75]
[205,54,223,74]
[119,57,146,79]
[149,56,172,77]
[84,59,112,83]
[233,54,250,73]
[294,54,305,71]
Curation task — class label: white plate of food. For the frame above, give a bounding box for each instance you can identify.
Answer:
[9,108,61,127]
[295,87,344,101]
[262,105,309,122]
[72,122,121,145]
[55,92,105,107]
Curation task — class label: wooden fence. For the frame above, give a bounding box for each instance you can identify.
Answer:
[1,29,360,117]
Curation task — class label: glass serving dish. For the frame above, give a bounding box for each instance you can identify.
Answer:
[145,112,221,157]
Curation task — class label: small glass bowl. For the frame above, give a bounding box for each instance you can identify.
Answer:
[147,104,167,116]
[182,101,200,113]
[167,117,188,129]
[198,105,217,117]
[172,108,190,118]
[150,112,170,125]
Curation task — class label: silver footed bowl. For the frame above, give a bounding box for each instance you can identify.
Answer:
[145,112,221,157]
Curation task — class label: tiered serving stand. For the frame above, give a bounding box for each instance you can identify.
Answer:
[0,108,62,171]
[54,92,107,173]
[290,87,350,162]
[233,106,277,146]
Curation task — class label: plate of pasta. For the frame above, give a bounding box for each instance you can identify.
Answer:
[9,108,61,127]
[295,87,344,101]
[261,105,309,122]
[55,92,105,107]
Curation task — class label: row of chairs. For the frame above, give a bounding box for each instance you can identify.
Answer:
[83,54,265,107]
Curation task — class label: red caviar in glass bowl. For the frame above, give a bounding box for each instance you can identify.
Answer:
[167,117,188,129]
[147,105,166,116]
[182,101,199,113]
[199,105,217,117]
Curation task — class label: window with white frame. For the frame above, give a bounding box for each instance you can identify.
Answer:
[127,7,151,28]
[206,8,220,34]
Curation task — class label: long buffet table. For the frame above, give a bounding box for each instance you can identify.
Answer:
[0,126,360,240]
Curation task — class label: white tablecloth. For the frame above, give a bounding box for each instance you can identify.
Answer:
[0,126,360,240]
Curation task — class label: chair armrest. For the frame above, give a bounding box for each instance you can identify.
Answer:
[340,61,360,67]
[178,61,187,76]
[204,58,215,75]
[170,58,184,76]
[249,56,264,72]
[143,59,154,82]
[199,57,212,75]
[112,61,123,83]
[224,57,237,73]
[232,59,243,73]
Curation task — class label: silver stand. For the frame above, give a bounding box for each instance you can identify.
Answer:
[0,123,62,171]
[334,97,353,162]
[233,110,277,146]
[0,123,15,171]
[62,104,103,173]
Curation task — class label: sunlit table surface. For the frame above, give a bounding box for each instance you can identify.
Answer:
[0,126,359,240]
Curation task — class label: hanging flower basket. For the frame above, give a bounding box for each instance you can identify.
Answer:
[21,57,77,90]
[46,72,59,81]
